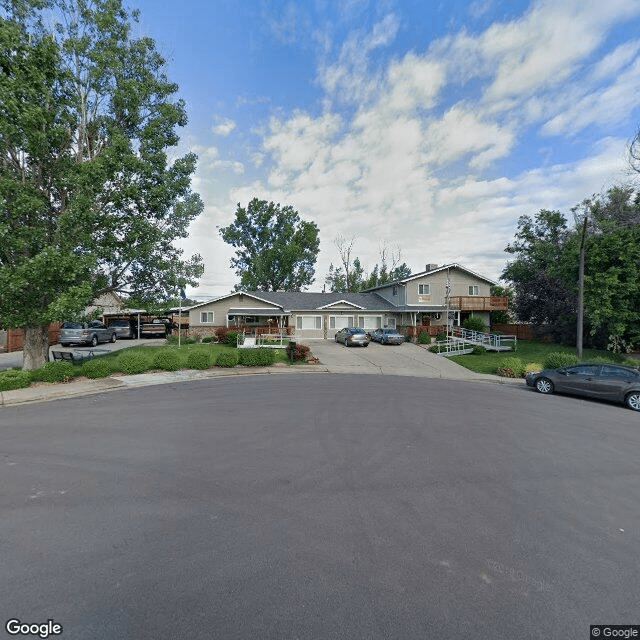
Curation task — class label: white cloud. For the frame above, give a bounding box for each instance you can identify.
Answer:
[212,118,237,137]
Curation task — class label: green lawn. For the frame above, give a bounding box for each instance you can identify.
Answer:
[448,340,634,375]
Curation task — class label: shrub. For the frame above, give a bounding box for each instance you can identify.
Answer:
[117,351,152,375]
[463,317,488,333]
[166,335,179,345]
[226,331,243,346]
[543,352,579,369]
[34,361,76,383]
[471,345,487,355]
[81,358,116,379]
[525,362,543,374]
[418,331,430,344]
[429,344,445,353]
[152,349,181,371]
[201,336,213,343]
[286,342,310,361]
[216,351,239,367]
[436,332,447,342]
[186,350,211,370]
[182,337,197,345]
[215,327,229,343]
[497,356,526,377]
[239,348,275,366]
[0,369,31,391]
[497,367,517,378]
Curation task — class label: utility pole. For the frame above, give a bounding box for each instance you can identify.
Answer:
[577,216,588,359]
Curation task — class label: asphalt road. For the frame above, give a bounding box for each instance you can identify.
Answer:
[1,374,639,639]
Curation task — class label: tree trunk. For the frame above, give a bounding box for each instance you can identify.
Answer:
[22,325,50,371]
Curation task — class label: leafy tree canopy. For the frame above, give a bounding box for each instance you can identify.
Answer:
[219,198,320,291]
[0,0,203,368]
[501,189,640,350]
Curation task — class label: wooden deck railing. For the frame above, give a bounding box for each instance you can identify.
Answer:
[449,296,508,311]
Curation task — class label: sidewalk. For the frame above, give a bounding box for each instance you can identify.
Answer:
[0,363,521,408]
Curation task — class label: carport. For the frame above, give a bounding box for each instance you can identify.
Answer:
[101,308,149,339]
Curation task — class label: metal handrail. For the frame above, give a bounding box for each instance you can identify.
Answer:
[449,326,517,351]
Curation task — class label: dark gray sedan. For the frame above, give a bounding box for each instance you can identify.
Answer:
[371,328,405,345]
[526,363,640,411]
[335,327,370,347]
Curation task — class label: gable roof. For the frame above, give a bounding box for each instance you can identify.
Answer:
[188,290,398,312]
[362,263,497,291]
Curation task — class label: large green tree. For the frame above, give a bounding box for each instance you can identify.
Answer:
[0,0,203,369]
[502,190,640,350]
[219,198,320,291]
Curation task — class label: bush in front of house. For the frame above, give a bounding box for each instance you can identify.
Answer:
[436,332,447,342]
[0,369,32,391]
[201,336,213,343]
[525,362,543,374]
[471,345,487,355]
[117,351,152,375]
[497,367,518,378]
[543,352,579,369]
[462,317,488,333]
[286,342,310,362]
[214,327,229,343]
[216,351,239,367]
[33,361,76,383]
[152,349,181,371]
[496,356,526,377]
[239,348,275,366]
[81,358,116,379]
[226,331,244,346]
[418,331,430,344]
[187,350,211,370]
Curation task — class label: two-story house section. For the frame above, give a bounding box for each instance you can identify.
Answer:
[362,263,507,330]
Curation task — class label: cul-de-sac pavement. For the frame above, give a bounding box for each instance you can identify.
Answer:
[1,342,639,640]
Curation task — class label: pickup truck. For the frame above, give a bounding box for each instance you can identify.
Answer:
[59,320,117,347]
[140,319,169,338]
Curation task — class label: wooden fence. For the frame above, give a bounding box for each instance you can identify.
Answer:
[5,323,62,352]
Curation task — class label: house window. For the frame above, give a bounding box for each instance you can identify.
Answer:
[392,285,398,296]
[296,315,322,330]
[468,285,479,296]
[358,316,382,329]
[385,317,397,329]
[329,316,355,329]
[419,284,430,295]
[200,312,214,323]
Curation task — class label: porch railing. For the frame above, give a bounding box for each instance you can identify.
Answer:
[448,296,508,311]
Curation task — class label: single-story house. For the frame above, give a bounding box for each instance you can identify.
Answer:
[187,263,508,340]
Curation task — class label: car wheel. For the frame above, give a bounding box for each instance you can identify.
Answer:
[111,333,117,343]
[535,377,554,394]
[625,392,640,411]
[60,343,69,347]
[91,335,98,347]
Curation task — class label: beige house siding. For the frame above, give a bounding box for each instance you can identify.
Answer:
[86,291,124,318]
[405,268,492,305]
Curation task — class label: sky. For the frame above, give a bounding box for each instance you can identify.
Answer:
[130,0,640,297]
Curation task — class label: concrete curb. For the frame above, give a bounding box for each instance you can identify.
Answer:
[0,363,523,408]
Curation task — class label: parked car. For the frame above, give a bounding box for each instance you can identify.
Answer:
[109,318,135,339]
[58,320,116,347]
[335,327,370,347]
[140,319,169,338]
[371,328,405,345]
[526,363,640,411]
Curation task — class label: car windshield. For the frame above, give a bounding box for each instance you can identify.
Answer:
[62,322,84,329]
[112,320,129,326]
[351,328,366,334]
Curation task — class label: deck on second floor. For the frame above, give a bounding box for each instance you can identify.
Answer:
[448,296,508,311]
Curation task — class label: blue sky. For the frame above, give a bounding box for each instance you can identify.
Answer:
[131,0,640,296]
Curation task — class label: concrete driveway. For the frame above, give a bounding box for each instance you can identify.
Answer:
[302,338,487,380]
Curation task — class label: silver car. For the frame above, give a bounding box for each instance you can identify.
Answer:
[59,320,117,347]
[109,319,135,339]
[371,328,405,345]
[335,327,370,347]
